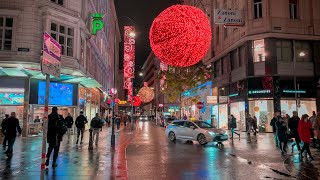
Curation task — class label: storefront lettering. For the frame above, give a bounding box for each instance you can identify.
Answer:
[228,93,239,97]
[92,13,104,35]
[248,90,270,94]
[282,90,306,94]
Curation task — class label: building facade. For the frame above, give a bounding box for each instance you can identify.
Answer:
[0,0,121,135]
[200,0,320,132]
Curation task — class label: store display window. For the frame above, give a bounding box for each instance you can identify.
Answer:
[230,102,246,131]
[281,100,316,117]
[249,100,274,132]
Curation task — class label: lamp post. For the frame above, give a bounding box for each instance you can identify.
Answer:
[131,65,143,125]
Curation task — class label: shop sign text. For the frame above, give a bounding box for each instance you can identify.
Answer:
[248,90,270,95]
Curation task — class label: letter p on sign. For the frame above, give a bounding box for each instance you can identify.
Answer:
[92,13,104,35]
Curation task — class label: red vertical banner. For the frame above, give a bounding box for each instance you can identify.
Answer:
[123,26,135,101]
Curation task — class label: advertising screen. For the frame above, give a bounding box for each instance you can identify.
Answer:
[0,88,24,105]
[38,82,73,106]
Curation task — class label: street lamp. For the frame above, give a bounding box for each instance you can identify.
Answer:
[129,32,136,38]
[139,72,143,76]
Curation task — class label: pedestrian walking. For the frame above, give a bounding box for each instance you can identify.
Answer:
[65,113,74,142]
[75,111,88,144]
[123,115,127,126]
[247,114,254,135]
[312,112,320,151]
[298,114,314,160]
[1,114,9,149]
[288,111,301,152]
[46,107,67,168]
[229,115,240,140]
[270,113,280,147]
[2,112,21,158]
[276,116,287,154]
[106,116,111,127]
[116,115,121,130]
[253,116,258,136]
[309,111,317,147]
[90,113,102,145]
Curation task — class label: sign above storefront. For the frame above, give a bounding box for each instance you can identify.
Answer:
[207,96,217,104]
[214,9,244,25]
[219,96,228,103]
[283,90,306,94]
[228,93,239,97]
[248,90,271,95]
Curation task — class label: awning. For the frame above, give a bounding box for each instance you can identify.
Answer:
[0,63,102,88]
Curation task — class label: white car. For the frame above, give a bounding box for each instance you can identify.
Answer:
[165,120,228,145]
[139,115,148,121]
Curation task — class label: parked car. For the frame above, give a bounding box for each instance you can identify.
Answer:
[139,115,148,121]
[165,120,228,145]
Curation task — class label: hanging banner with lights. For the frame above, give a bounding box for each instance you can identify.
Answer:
[123,26,135,102]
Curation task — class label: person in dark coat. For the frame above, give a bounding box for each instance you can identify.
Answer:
[1,114,9,149]
[276,115,287,154]
[2,112,21,158]
[46,107,63,168]
[75,111,87,144]
[253,116,258,136]
[298,114,314,160]
[65,113,74,142]
[288,111,301,152]
[270,113,279,147]
[229,115,240,140]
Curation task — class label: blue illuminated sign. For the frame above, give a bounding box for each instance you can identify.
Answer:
[38,82,73,106]
[283,90,306,94]
[228,93,239,97]
[248,90,270,95]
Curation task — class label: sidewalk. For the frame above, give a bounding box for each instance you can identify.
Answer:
[0,123,140,180]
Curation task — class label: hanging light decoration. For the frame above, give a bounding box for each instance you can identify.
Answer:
[149,5,212,67]
[138,83,154,103]
[133,96,142,107]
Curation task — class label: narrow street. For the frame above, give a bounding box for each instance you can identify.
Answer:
[126,121,320,180]
[0,124,139,180]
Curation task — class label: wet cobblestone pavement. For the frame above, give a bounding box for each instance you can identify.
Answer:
[0,123,139,180]
[126,121,320,180]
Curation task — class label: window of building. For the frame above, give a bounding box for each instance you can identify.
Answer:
[231,50,238,70]
[295,41,311,62]
[221,58,224,75]
[276,40,292,61]
[214,60,220,78]
[253,39,266,62]
[51,0,63,5]
[224,27,228,39]
[239,46,245,67]
[51,22,74,57]
[289,0,298,19]
[254,0,263,19]
[0,17,13,51]
[216,27,219,45]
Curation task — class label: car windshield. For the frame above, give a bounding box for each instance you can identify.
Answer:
[194,121,213,128]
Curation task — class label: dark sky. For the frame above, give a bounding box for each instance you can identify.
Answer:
[115,0,180,67]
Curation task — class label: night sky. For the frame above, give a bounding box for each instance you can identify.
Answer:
[115,0,180,68]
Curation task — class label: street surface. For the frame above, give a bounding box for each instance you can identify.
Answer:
[126,121,320,180]
[0,121,319,180]
[0,124,139,180]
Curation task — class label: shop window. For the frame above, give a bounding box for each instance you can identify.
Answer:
[0,17,13,51]
[253,39,266,62]
[281,100,316,117]
[50,22,74,57]
[214,60,220,78]
[51,0,63,6]
[289,0,298,19]
[254,0,263,19]
[276,40,292,61]
[249,100,274,132]
[295,41,311,62]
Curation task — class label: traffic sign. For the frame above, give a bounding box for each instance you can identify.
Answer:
[196,102,204,109]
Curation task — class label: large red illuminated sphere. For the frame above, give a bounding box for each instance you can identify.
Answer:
[149,5,212,67]
[138,87,154,103]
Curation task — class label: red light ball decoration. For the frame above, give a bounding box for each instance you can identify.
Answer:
[133,96,142,107]
[138,87,154,103]
[149,5,212,67]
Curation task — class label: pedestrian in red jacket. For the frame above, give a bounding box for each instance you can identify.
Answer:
[298,114,314,160]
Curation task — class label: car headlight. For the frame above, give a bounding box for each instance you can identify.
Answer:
[208,131,215,136]
[140,117,142,120]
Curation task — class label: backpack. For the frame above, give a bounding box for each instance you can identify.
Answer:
[91,118,102,128]
[56,116,67,136]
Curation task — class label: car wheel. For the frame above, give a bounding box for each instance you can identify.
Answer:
[169,131,176,142]
[197,133,207,145]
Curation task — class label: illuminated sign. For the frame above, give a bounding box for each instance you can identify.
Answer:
[123,26,135,102]
[228,93,239,97]
[0,88,24,105]
[219,96,228,103]
[117,100,127,105]
[92,13,104,35]
[207,96,218,104]
[248,90,271,94]
[283,90,306,94]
